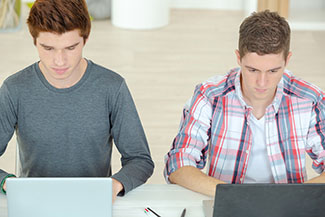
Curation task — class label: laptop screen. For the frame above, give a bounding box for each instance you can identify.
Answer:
[6,177,112,217]
[212,183,325,217]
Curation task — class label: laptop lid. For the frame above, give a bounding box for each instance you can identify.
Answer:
[6,177,112,217]
[212,183,325,217]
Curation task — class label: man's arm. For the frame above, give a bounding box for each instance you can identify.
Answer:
[0,82,18,192]
[305,95,325,181]
[305,172,325,183]
[164,81,219,194]
[110,80,154,195]
[169,166,226,197]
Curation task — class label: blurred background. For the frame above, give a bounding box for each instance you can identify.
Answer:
[0,0,325,184]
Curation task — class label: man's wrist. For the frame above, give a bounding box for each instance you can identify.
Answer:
[112,178,124,196]
[1,174,16,194]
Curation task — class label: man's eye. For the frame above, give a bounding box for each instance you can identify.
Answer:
[67,46,76,50]
[44,47,53,51]
[249,69,256,72]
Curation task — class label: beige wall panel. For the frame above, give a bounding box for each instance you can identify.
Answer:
[258,0,289,18]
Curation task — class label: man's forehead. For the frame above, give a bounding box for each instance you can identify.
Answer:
[241,52,286,63]
[241,51,288,60]
[241,52,286,70]
[38,29,81,38]
[36,30,83,46]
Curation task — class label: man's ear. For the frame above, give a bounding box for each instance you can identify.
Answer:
[235,49,241,66]
[285,51,292,66]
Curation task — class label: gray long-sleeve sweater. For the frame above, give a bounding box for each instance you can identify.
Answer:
[0,60,154,195]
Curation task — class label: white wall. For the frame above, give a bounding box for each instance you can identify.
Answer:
[171,0,243,10]
[22,0,325,18]
[290,0,325,10]
[23,0,244,10]
[243,0,258,16]
[289,0,325,31]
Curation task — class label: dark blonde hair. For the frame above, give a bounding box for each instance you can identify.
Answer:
[27,0,91,45]
[238,10,290,60]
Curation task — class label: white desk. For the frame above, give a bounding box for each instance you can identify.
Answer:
[0,184,211,217]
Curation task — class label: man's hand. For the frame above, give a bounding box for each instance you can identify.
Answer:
[169,166,226,197]
[3,181,6,192]
[112,178,124,203]
[2,176,16,192]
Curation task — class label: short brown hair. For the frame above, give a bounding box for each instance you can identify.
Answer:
[238,10,290,60]
[27,0,91,45]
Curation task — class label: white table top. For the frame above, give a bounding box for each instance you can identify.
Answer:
[0,184,212,217]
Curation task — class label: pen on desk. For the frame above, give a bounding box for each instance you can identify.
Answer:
[146,207,161,217]
[144,208,151,216]
[144,208,159,217]
[180,208,186,217]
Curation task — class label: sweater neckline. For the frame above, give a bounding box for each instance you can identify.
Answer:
[35,59,91,93]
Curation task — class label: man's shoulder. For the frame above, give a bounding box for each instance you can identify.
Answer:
[3,63,37,88]
[88,60,124,85]
[283,70,324,103]
[197,68,239,99]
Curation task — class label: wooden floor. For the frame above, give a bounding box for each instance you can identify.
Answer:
[1,6,325,184]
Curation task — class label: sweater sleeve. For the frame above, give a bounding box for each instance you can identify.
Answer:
[110,80,154,195]
[0,81,17,185]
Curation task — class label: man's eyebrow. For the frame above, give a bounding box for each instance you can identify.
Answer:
[39,42,80,49]
[244,65,260,71]
[39,43,53,48]
[65,42,80,48]
[244,65,283,71]
[268,66,282,71]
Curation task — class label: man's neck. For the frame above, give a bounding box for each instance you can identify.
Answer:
[40,58,87,89]
[244,97,274,120]
[251,106,267,120]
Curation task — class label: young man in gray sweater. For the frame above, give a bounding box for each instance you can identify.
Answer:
[0,0,154,201]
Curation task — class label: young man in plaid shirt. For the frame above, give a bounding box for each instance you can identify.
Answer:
[164,10,325,196]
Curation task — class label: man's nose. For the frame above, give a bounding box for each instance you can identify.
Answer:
[257,72,267,86]
[54,50,65,66]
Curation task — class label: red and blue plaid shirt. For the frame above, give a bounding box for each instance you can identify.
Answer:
[164,68,325,183]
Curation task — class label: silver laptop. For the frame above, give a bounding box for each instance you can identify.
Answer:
[203,183,325,217]
[6,177,112,217]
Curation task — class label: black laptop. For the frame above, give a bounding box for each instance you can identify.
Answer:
[204,183,325,217]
